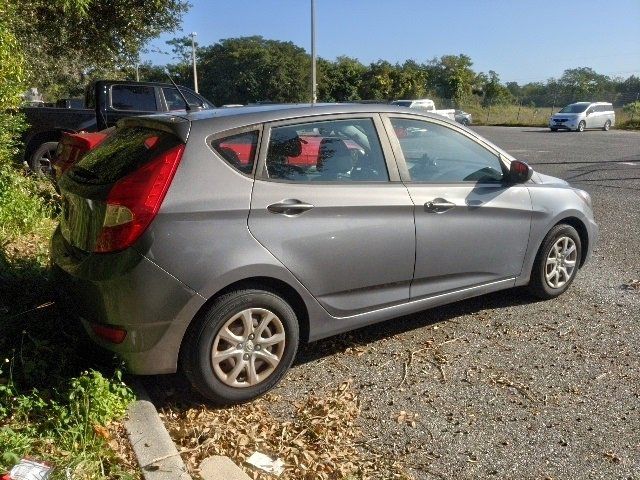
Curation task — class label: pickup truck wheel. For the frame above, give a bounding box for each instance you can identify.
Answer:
[29,141,58,176]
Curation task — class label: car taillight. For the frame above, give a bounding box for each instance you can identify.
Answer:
[94,144,185,253]
[91,323,127,344]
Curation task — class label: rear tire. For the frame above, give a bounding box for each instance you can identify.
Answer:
[577,121,586,132]
[603,120,611,131]
[528,224,581,299]
[182,288,299,404]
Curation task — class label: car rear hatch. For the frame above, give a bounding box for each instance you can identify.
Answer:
[58,116,190,253]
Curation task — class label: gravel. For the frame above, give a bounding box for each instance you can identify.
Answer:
[148,126,640,479]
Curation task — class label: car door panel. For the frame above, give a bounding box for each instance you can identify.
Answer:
[382,114,533,299]
[248,115,415,317]
[249,183,415,315]
[406,183,531,298]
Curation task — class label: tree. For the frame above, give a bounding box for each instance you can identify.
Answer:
[197,36,311,105]
[479,70,514,106]
[359,60,396,100]
[391,60,429,99]
[318,56,367,102]
[428,54,476,103]
[6,0,189,98]
[557,67,612,100]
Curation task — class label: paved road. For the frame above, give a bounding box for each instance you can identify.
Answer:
[281,127,640,479]
[152,127,640,479]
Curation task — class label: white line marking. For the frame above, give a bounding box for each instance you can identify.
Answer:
[621,162,637,166]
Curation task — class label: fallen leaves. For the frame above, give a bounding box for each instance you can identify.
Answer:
[395,411,419,428]
[162,381,411,479]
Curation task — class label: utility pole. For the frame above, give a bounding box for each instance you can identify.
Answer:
[191,32,199,93]
[311,0,317,104]
[135,62,139,82]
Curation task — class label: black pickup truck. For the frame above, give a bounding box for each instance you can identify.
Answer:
[22,80,214,173]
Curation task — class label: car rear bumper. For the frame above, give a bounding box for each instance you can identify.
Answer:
[51,226,205,374]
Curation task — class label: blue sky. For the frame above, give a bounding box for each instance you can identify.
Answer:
[142,0,640,84]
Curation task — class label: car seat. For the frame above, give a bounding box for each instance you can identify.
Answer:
[316,137,352,181]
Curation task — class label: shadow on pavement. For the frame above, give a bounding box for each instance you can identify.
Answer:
[144,287,540,409]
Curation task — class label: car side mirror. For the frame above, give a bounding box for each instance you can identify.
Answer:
[508,160,533,183]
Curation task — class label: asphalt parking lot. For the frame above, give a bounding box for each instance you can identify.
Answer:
[151,127,640,479]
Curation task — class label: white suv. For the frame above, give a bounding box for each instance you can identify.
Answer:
[549,102,615,132]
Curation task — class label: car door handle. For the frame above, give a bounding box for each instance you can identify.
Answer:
[424,198,455,213]
[267,199,314,215]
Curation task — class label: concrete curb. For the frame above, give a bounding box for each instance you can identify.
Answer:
[125,380,192,480]
[124,379,251,480]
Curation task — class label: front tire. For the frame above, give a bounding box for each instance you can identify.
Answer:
[29,141,58,175]
[550,127,558,132]
[182,288,299,404]
[577,121,586,132]
[603,120,611,131]
[528,224,581,299]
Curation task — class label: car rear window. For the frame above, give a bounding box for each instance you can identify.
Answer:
[212,131,259,175]
[111,85,157,111]
[68,127,182,185]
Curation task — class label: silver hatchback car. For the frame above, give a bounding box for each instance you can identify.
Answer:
[52,104,598,403]
[549,101,615,132]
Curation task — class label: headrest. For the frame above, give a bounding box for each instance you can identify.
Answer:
[269,130,302,157]
[318,137,350,160]
[317,137,352,173]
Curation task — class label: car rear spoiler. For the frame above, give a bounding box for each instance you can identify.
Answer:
[117,115,191,144]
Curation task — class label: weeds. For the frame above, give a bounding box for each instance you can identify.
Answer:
[0,178,138,479]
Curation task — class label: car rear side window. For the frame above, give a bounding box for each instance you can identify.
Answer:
[265,118,389,182]
[163,87,209,110]
[68,127,181,185]
[111,85,157,111]
[212,131,259,175]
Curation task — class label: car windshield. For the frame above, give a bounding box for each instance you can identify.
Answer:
[559,104,589,113]
[392,101,412,107]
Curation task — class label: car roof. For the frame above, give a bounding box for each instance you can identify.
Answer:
[166,102,456,127]
[570,101,612,105]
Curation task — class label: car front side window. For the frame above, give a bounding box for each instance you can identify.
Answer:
[390,118,504,183]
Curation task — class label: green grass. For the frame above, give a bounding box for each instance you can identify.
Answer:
[459,103,638,129]
[0,166,138,479]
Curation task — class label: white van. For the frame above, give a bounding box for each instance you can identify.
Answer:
[549,102,615,132]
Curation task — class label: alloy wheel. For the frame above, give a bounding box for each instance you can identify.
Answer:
[544,236,578,289]
[211,308,286,388]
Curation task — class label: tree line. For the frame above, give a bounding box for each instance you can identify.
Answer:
[137,36,639,109]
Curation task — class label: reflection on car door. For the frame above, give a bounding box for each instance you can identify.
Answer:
[384,115,532,299]
[585,105,598,129]
[248,115,415,316]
